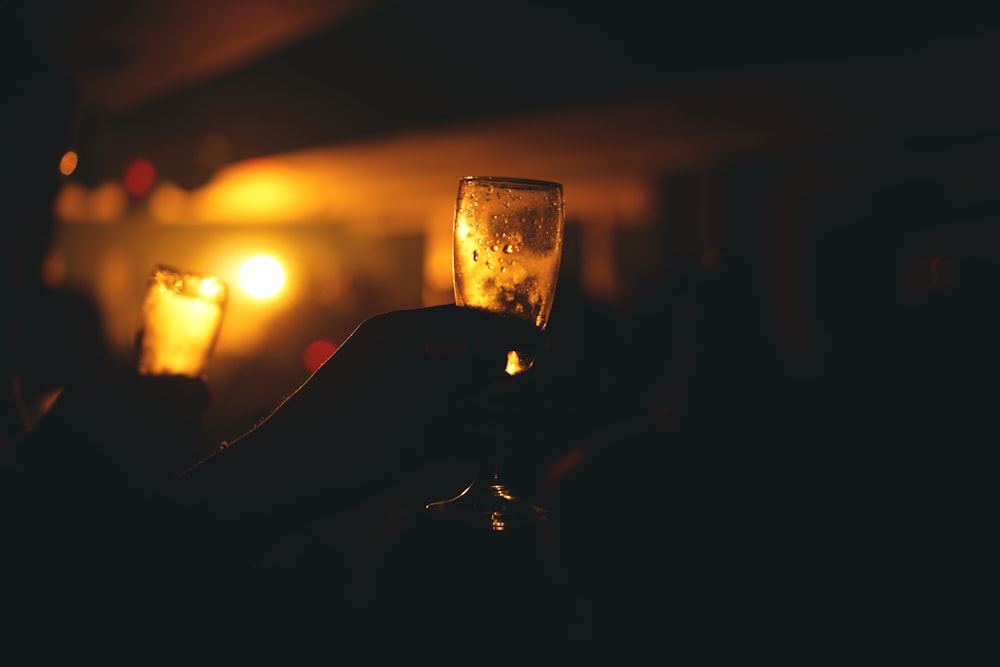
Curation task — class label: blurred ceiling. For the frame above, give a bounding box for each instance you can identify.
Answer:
[34,0,384,113]
[20,0,999,216]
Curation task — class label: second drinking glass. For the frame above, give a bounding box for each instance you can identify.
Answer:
[135,264,228,379]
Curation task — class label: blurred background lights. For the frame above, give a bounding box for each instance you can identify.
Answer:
[148,181,191,223]
[59,150,78,176]
[93,182,129,222]
[54,181,88,222]
[192,158,322,223]
[239,255,285,298]
[303,339,337,373]
[53,181,128,223]
[124,157,156,197]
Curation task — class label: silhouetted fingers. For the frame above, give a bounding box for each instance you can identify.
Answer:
[419,304,548,362]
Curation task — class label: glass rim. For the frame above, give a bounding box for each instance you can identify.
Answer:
[148,263,229,303]
[459,175,563,190]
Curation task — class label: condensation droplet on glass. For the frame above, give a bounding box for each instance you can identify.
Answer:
[503,244,514,253]
[485,259,494,269]
[491,244,499,252]
[473,249,479,262]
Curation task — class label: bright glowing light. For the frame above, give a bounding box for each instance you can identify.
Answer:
[239,255,285,299]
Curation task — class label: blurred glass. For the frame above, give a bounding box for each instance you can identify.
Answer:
[135,264,228,377]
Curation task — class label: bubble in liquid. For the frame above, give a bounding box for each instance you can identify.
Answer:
[473,249,479,262]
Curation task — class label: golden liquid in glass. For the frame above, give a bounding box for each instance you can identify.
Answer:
[452,178,564,374]
[135,266,228,377]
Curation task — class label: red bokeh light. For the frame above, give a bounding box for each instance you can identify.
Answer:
[124,158,156,197]
[303,339,338,373]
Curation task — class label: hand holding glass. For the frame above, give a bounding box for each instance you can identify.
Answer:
[427,176,565,529]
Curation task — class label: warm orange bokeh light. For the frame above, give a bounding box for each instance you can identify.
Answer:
[59,150,78,176]
[148,181,191,223]
[191,158,323,224]
[53,181,88,222]
[54,181,127,223]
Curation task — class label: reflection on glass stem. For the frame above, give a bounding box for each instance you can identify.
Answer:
[505,350,534,376]
[426,472,550,532]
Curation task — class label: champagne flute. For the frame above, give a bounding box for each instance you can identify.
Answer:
[426,176,565,531]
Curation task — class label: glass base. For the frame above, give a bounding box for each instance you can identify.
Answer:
[425,472,549,532]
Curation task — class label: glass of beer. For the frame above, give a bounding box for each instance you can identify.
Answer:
[135,264,228,378]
